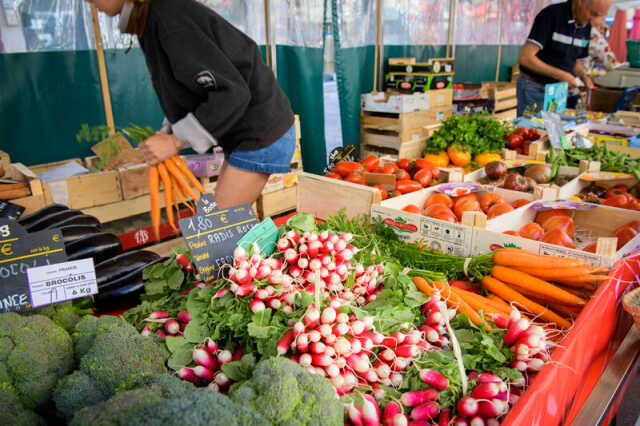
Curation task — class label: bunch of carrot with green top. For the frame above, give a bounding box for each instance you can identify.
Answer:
[149,156,206,240]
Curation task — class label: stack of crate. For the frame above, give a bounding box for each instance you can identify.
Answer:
[360,88,453,160]
[485,82,518,122]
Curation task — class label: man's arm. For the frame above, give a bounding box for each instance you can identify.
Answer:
[519,41,578,88]
[573,59,594,89]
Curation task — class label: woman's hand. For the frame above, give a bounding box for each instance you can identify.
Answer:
[140,132,184,165]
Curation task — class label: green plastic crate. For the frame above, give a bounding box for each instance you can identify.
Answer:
[627,40,640,68]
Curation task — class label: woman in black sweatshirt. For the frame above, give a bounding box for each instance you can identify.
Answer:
[86,0,295,208]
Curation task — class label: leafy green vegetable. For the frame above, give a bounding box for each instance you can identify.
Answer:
[424,113,509,156]
[286,213,317,234]
[546,144,640,179]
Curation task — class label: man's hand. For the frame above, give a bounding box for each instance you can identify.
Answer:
[559,72,579,89]
[139,132,184,165]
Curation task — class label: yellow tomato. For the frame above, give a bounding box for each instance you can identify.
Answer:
[474,153,502,167]
[424,152,449,168]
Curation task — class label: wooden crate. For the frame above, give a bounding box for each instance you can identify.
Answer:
[29,158,84,175]
[493,108,517,122]
[361,110,432,136]
[486,82,517,112]
[297,172,382,220]
[361,137,428,161]
[41,171,122,210]
[257,186,297,220]
[503,140,549,162]
[4,163,46,216]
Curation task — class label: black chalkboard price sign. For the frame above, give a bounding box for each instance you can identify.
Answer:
[0,219,67,313]
[0,201,25,220]
[178,195,259,282]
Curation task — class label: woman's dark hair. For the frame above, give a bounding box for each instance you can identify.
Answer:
[125,0,150,38]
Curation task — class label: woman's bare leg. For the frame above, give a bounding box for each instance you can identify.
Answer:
[214,162,269,209]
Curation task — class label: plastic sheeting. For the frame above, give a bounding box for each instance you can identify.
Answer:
[274,0,324,48]
[503,252,640,426]
[502,0,538,45]
[455,0,500,45]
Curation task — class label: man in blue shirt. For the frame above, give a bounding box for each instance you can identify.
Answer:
[517,0,611,116]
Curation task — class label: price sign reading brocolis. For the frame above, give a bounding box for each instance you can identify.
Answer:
[0,219,67,313]
[178,194,259,282]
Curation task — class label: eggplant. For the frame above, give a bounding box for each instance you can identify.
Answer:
[18,204,68,227]
[94,280,146,308]
[26,209,84,233]
[47,215,102,230]
[95,251,161,287]
[59,225,102,244]
[98,257,165,292]
[65,233,123,265]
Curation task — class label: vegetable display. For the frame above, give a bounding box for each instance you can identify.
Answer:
[546,144,640,179]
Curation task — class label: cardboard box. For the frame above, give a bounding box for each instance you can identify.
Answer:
[471,201,640,267]
[427,89,453,109]
[370,185,536,256]
[361,91,431,114]
[587,87,623,113]
[425,105,453,126]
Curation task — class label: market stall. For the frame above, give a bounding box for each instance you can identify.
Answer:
[2,0,640,425]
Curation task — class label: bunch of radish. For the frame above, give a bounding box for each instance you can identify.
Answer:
[492,309,550,374]
[140,310,193,338]
[419,294,455,349]
[174,338,240,390]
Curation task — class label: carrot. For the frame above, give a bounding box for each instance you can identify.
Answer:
[552,275,610,284]
[164,158,200,203]
[0,188,30,200]
[513,265,603,280]
[172,156,206,193]
[431,280,492,330]
[450,287,511,317]
[157,163,178,231]
[481,276,572,329]
[412,276,436,297]
[0,183,28,191]
[493,249,584,268]
[171,175,195,214]
[487,294,512,311]
[548,303,582,318]
[149,166,161,240]
[491,266,586,307]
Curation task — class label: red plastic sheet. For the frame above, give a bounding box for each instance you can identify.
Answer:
[503,252,640,426]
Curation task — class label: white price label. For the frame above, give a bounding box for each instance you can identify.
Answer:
[26,258,98,308]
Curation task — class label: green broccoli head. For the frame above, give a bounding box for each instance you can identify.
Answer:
[53,315,168,418]
[0,383,44,426]
[0,313,74,411]
[52,371,106,421]
[229,357,342,426]
[70,374,269,426]
[26,301,90,334]
[71,315,138,363]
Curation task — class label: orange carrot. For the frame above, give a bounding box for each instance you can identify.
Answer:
[491,266,586,307]
[493,249,584,268]
[450,287,511,317]
[157,163,178,231]
[165,158,200,203]
[487,294,512,311]
[171,175,195,214]
[172,156,206,193]
[431,280,492,330]
[412,276,436,297]
[513,265,603,280]
[481,276,572,329]
[149,166,161,240]
[552,275,610,284]
[548,303,581,319]
[0,188,30,200]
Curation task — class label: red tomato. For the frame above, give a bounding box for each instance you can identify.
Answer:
[361,155,381,172]
[402,204,423,215]
[505,134,524,149]
[603,194,630,209]
[395,169,410,181]
[527,128,540,141]
[627,220,640,233]
[522,140,530,156]
[333,161,364,177]
[605,187,628,199]
[503,230,520,237]
[396,158,415,171]
[424,193,453,209]
[372,184,388,200]
[424,205,457,223]
[512,199,530,209]
[344,172,365,185]
[325,172,342,179]
[487,202,514,219]
[535,209,570,226]
[414,159,440,179]
[542,229,576,249]
[516,127,530,140]
[612,184,630,193]
[479,193,504,213]
[396,179,423,194]
[584,243,597,253]
[541,215,575,238]
[413,168,433,187]
[382,163,399,174]
[519,223,545,240]
[454,199,482,222]
[628,197,640,211]
[615,224,639,249]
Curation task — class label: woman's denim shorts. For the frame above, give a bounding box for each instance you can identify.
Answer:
[227,125,296,174]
